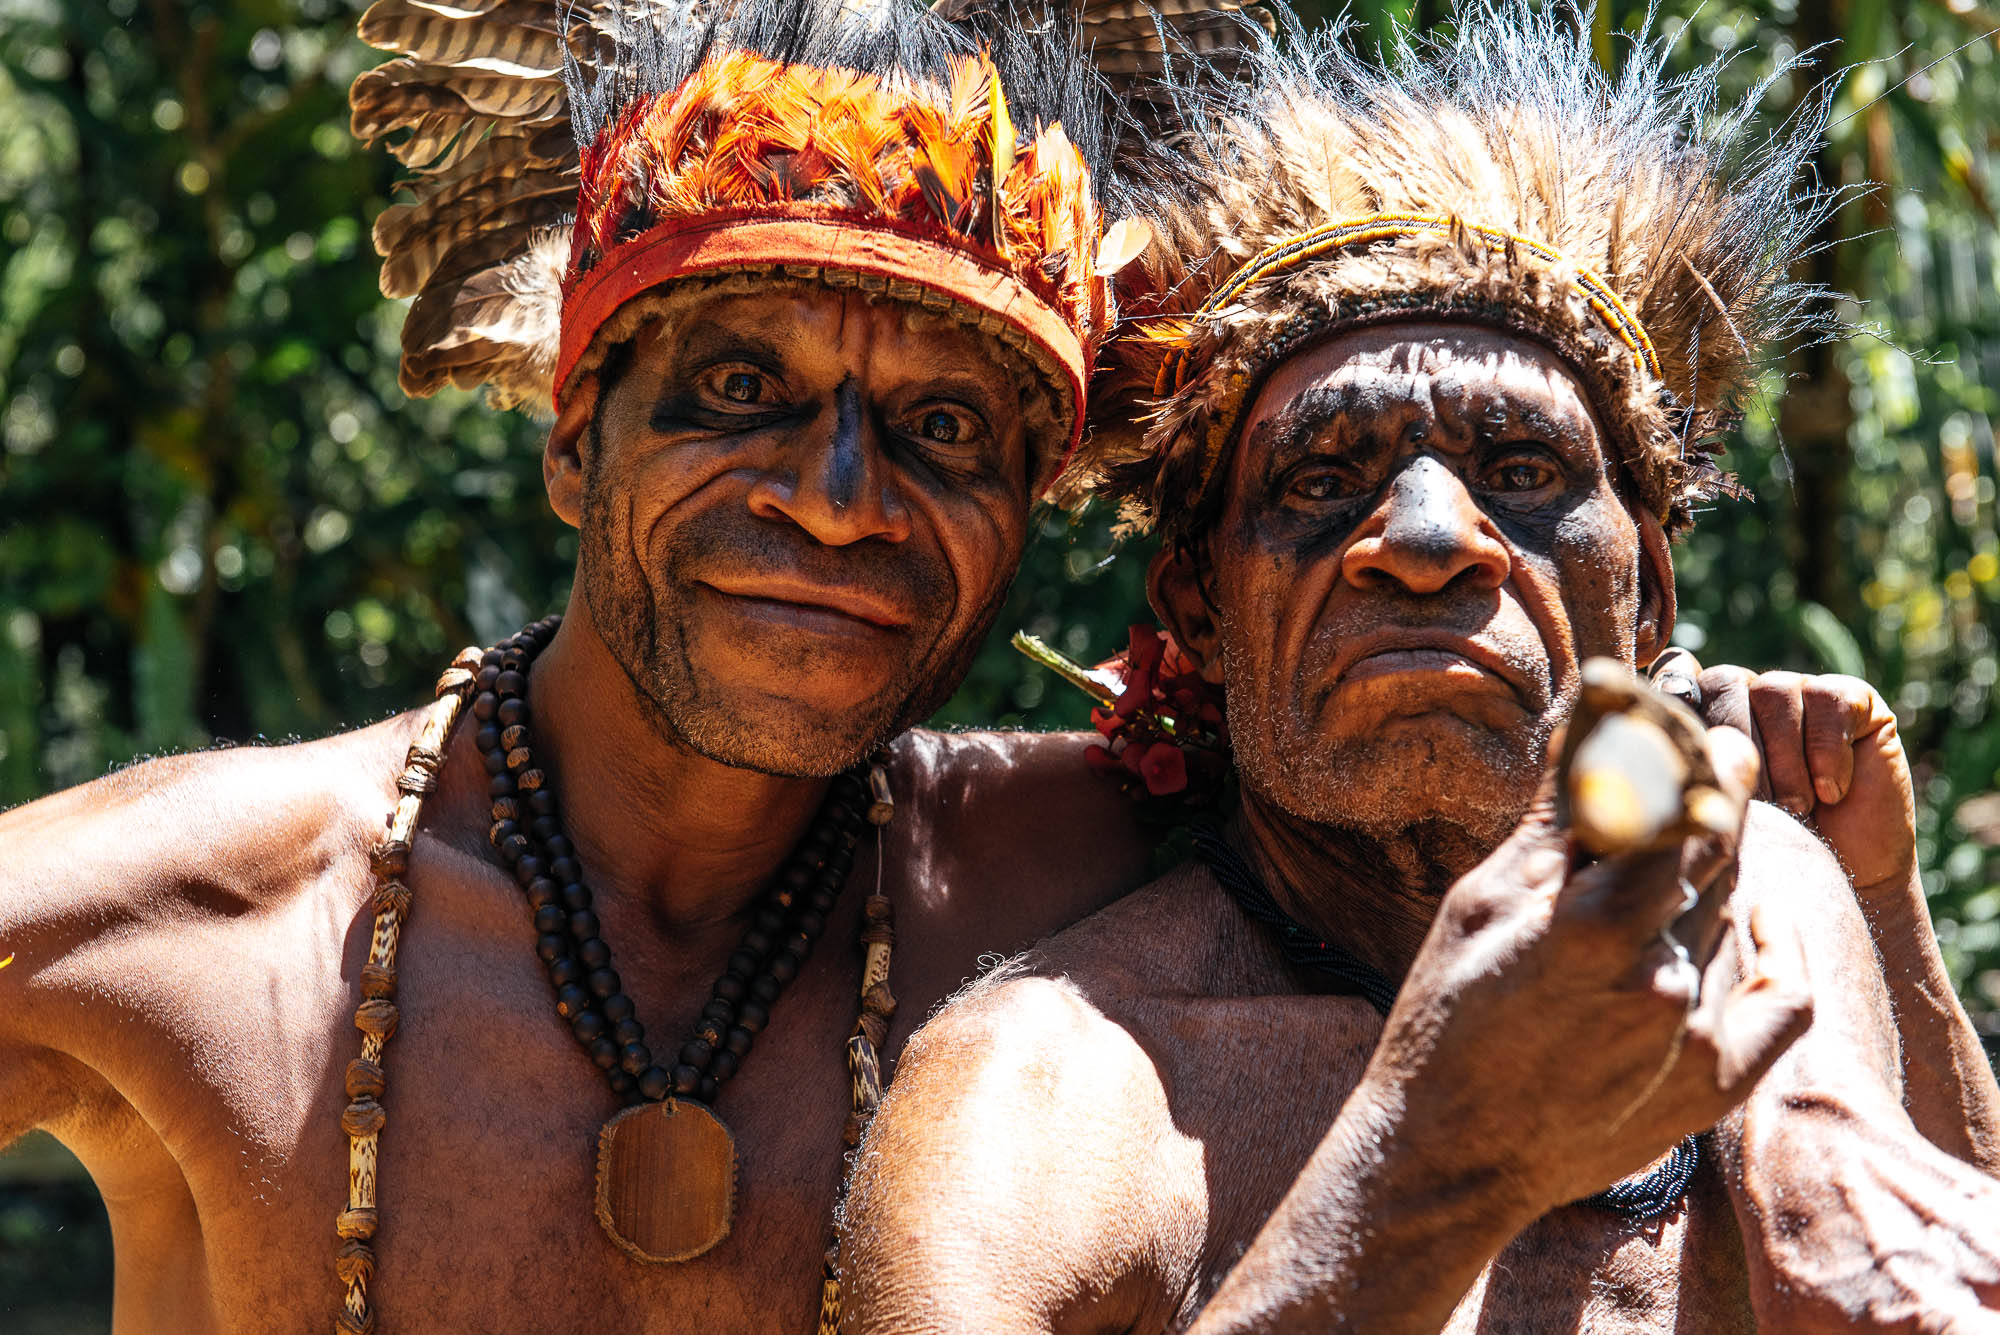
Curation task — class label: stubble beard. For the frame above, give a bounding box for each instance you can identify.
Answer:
[575,474,1008,780]
[1220,614,1562,861]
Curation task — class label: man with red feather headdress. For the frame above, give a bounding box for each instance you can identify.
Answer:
[0,1,1169,1328]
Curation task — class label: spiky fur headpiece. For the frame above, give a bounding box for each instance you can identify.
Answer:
[352,0,1144,485]
[1077,1,1835,535]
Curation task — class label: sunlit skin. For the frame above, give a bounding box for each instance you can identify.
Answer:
[0,284,1157,1334]
[0,282,1978,1334]
[843,327,2000,1334]
[560,289,1035,776]
[1202,328,1671,970]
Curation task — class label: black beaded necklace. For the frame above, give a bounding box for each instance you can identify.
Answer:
[1190,823,1699,1223]
[472,616,875,1260]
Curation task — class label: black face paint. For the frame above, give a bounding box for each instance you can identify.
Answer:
[826,375,866,509]
[1378,455,1468,570]
[647,392,800,436]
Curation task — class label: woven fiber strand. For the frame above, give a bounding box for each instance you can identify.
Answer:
[334,647,480,1335]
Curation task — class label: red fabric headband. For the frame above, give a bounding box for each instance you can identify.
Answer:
[555,210,1090,485]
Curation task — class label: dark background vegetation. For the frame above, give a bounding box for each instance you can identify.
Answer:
[2,0,1997,1327]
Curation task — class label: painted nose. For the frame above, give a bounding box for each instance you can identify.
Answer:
[1341,455,1511,595]
[746,378,912,545]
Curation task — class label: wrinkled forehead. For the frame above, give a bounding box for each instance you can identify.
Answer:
[616,283,1022,383]
[1237,322,1605,462]
[579,275,1066,481]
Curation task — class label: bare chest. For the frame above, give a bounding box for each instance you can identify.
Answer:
[354,953,863,1332]
[102,861,889,1334]
[1123,994,1751,1334]
[1442,1168,1752,1335]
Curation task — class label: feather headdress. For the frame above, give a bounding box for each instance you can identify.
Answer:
[352,0,1271,487]
[1076,1,1836,533]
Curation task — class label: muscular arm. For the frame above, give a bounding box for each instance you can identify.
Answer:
[1718,804,2000,1328]
[840,973,1206,1335]
[0,785,117,1152]
[1699,667,2000,1169]
[1859,863,2000,1172]
[0,1038,79,1152]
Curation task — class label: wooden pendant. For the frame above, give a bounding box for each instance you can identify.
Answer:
[595,1099,737,1263]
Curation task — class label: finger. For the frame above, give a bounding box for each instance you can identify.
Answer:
[1559,845,1693,946]
[1675,846,1738,970]
[1648,647,1703,713]
[1695,665,1755,734]
[1559,722,1756,946]
[1799,675,1886,807]
[1747,672,1812,816]
[1674,727,1759,964]
[1693,909,1740,1026]
[1706,724,1762,808]
[1705,901,1814,1093]
[1530,722,1567,823]
[1696,667,1768,801]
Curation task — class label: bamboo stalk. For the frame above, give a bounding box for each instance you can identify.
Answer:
[1010,632,1119,708]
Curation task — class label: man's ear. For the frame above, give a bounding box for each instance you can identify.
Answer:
[1632,508,1677,669]
[544,374,603,530]
[1147,539,1225,685]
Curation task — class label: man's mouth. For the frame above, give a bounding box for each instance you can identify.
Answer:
[696,576,912,634]
[1322,630,1529,698]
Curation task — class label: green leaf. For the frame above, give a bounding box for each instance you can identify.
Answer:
[1794,599,1868,679]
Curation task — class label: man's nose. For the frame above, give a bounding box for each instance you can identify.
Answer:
[745,378,912,545]
[1341,455,1511,594]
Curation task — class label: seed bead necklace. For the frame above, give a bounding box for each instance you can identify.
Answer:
[335,619,898,1332]
[476,616,873,1263]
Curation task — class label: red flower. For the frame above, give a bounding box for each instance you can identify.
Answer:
[1160,637,1200,680]
[1127,624,1166,676]
[1112,673,1153,720]
[1083,742,1122,773]
[1126,741,1188,797]
[1091,706,1122,739]
[1112,626,1166,719]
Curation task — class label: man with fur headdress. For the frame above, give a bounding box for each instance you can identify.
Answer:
[841,7,2000,1330]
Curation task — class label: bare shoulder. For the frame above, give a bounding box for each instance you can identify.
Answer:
[1736,800,1848,896]
[843,862,1222,1334]
[892,860,1285,1111]
[899,726,1148,854]
[1733,799,1899,1088]
[0,712,422,1033]
[1733,800,1883,966]
[1013,858,1287,1000]
[895,727,1159,937]
[844,861,1365,1333]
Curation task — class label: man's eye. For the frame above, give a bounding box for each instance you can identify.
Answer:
[1489,459,1556,493]
[720,371,763,404]
[904,405,982,448]
[1288,471,1354,502]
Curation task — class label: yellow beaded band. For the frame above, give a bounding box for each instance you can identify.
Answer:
[1154,213,1661,397]
[1149,213,1667,506]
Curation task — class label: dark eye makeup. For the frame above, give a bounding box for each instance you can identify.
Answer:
[1478,442,1565,498]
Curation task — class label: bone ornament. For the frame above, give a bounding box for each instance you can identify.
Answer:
[1556,658,1735,859]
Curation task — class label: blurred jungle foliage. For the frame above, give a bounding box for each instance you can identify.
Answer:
[0,0,1997,1325]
